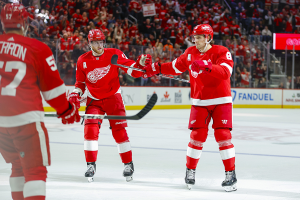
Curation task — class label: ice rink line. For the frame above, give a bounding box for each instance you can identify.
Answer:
[50,141,300,159]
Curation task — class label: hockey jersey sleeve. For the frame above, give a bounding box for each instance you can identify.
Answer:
[115,49,143,78]
[74,56,86,96]
[35,43,69,114]
[209,48,233,80]
[160,51,189,75]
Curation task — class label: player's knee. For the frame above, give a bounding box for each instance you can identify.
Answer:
[84,123,100,140]
[214,128,232,144]
[112,128,129,143]
[190,128,208,143]
[23,166,47,181]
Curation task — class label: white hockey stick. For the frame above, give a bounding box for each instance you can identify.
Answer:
[111,55,190,83]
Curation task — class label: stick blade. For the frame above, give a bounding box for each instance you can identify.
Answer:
[111,54,118,64]
[134,93,158,120]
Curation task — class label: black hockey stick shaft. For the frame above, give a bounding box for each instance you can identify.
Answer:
[111,55,190,83]
[44,93,158,120]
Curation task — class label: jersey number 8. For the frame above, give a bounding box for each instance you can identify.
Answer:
[226,52,232,60]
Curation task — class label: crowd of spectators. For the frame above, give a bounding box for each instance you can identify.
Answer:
[0,0,299,88]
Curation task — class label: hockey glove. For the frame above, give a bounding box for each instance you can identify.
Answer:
[191,60,212,75]
[142,62,161,78]
[68,92,81,109]
[136,54,152,69]
[57,102,81,124]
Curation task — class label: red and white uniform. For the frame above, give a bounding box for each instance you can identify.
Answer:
[75,48,142,163]
[0,33,69,199]
[160,45,235,171]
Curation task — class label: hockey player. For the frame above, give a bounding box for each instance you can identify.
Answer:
[143,24,237,192]
[68,29,152,182]
[0,3,80,200]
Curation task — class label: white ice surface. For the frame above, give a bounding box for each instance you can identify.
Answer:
[1,109,300,200]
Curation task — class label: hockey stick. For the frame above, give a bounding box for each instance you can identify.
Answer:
[111,55,190,83]
[44,93,158,120]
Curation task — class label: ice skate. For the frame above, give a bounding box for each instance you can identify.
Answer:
[123,161,134,182]
[185,168,196,190]
[85,162,96,182]
[222,170,237,192]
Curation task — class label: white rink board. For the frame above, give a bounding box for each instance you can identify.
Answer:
[231,88,282,105]
[283,90,300,106]
[42,86,300,108]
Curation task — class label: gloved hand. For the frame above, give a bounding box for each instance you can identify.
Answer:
[191,60,212,74]
[142,62,161,78]
[136,54,152,69]
[57,102,81,124]
[68,92,80,109]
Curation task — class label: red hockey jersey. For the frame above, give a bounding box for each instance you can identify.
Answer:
[161,45,233,106]
[0,33,69,127]
[75,48,142,100]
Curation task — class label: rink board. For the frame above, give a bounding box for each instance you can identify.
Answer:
[42,87,300,111]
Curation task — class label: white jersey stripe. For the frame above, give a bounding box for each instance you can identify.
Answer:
[220,148,235,160]
[36,122,49,166]
[10,177,25,192]
[42,83,66,101]
[220,63,233,75]
[23,180,46,198]
[187,146,202,159]
[172,58,183,73]
[0,111,44,127]
[192,96,232,106]
[84,140,99,151]
[117,142,131,153]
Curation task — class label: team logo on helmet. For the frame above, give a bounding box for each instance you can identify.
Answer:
[87,65,111,83]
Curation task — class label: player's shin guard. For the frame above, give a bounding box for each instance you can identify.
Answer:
[10,161,25,200]
[84,124,100,162]
[112,128,132,164]
[215,129,235,171]
[186,128,208,169]
[23,166,47,200]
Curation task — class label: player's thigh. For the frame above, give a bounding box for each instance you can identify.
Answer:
[105,93,128,129]
[0,127,20,164]
[211,103,232,130]
[12,122,51,169]
[188,105,211,129]
[85,104,105,125]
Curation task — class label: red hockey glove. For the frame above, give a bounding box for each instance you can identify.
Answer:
[142,62,161,78]
[57,102,81,124]
[191,60,212,75]
[68,92,81,109]
[136,54,152,69]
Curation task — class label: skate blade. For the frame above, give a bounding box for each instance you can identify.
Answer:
[87,177,94,183]
[125,176,133,182]
[223,183,237,192]
[186,184,193,190]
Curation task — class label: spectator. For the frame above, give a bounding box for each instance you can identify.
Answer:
[265,11,275,32]
[257,77,267,88]
[262,26,272,43]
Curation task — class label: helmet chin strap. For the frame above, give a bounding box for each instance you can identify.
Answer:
[199,36,212,53]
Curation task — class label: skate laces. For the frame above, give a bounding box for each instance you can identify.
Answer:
[225,171,233,182]
[124,164,133,173]
[87,164,95,172]
[187,169,196,180]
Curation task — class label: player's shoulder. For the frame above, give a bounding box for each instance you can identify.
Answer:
[211,45,230,53]
[105,48,122,54]
[184,46,197,54]
[78,51,92,62]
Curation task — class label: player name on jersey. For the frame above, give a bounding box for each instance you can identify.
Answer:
[0,41,27,61]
